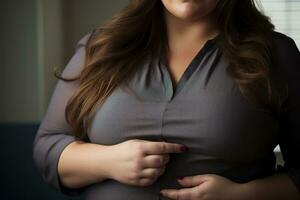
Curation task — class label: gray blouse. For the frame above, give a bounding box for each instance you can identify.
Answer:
[32,29,300,200]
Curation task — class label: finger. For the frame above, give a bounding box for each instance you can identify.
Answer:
[143,141,186,155]
[143,154,170,167]
[160,187,196,200]
[140,166,166,179]
[136,177,155,186]
[177,174,208,187]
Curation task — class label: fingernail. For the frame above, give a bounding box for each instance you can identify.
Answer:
[176,176,184,179]
[180,146,188,152]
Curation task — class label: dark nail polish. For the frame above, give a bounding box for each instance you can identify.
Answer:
[180,146,188,152]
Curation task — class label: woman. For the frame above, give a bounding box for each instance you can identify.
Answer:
[32,0,300,199]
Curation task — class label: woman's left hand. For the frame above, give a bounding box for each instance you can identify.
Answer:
[159,174,246,200]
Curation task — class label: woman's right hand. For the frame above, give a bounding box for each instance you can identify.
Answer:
[106,139,187,187]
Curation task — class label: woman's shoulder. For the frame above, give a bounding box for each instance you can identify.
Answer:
[270,31,299,57]
[60,29,98,78]
[269,31,300,90]
[269,31,299,68]
[76,28,98,48]
[271,31,294,43]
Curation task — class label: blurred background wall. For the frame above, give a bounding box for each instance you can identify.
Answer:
[0,0,40,122]
[0,0,129,123]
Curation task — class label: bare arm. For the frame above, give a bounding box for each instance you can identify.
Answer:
[57,140,112,189]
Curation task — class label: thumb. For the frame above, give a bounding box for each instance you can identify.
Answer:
[176,174,208,187]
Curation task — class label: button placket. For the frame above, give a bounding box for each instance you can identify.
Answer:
[158,39,216,102]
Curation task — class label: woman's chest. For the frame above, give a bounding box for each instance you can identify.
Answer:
[87,57,281,163]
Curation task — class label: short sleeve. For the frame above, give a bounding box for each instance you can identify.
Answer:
[275,34,300,194]
[32,29,95,196]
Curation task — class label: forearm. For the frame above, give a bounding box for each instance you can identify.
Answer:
[57,140,113,189]
[241,173,300,200]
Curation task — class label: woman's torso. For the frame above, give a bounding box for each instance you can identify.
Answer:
[83,32,287,200]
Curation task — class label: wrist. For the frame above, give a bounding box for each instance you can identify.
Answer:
[78,142,113,182]
[94,144,116,181]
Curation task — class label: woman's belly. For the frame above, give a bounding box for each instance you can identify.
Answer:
[82,151,276,200]
[83,178,159,200]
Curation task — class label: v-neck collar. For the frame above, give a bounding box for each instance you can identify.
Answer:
[158,36,219,101]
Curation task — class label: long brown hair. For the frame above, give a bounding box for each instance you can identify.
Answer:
[55,0,284,139]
